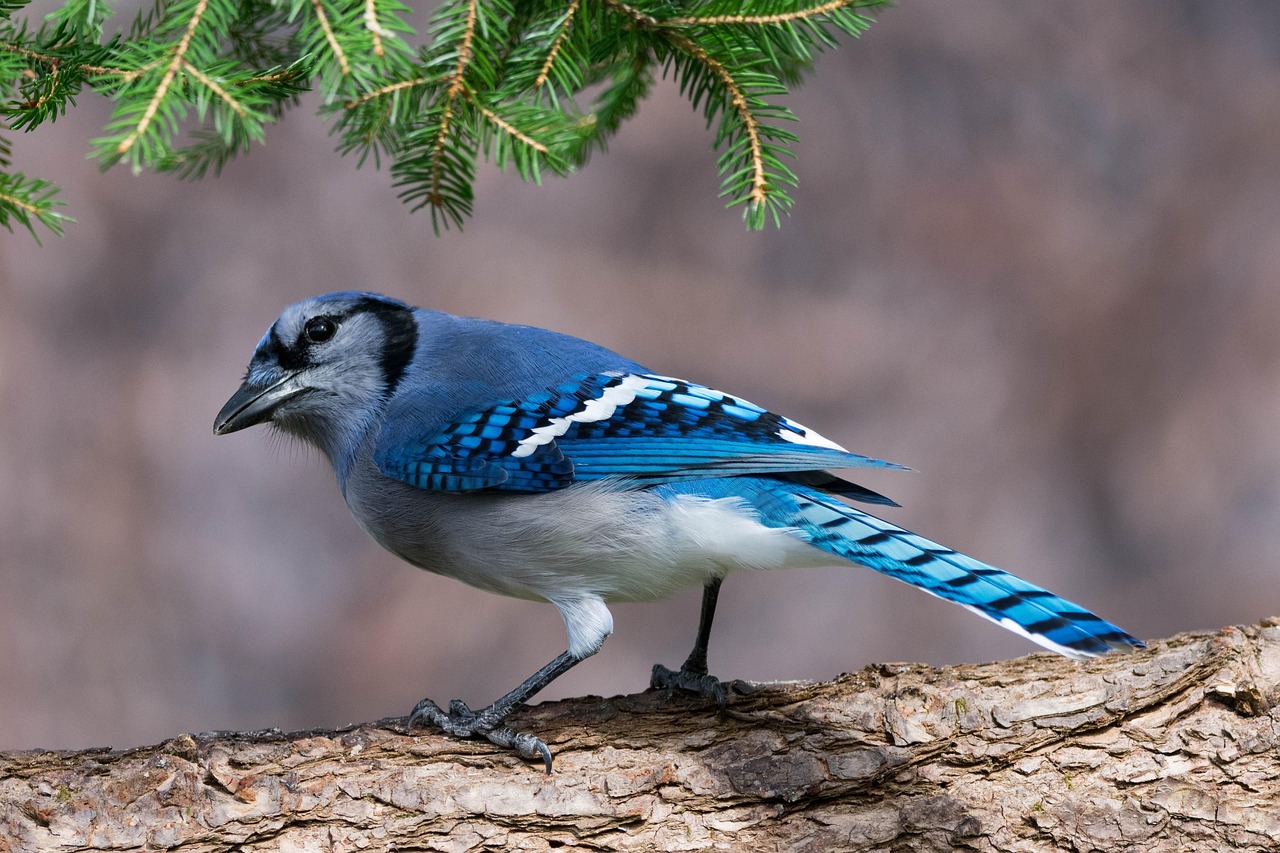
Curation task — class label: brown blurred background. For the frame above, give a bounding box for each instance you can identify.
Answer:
[2,1,1279,751]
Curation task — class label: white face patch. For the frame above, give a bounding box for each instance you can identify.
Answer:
[511,374,655,458]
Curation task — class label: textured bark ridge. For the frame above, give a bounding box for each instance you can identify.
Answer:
[4,621,1280,852]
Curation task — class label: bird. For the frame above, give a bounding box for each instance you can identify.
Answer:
[214,291,1144,771]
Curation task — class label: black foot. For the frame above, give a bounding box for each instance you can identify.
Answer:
[407,697,554,773]
[650,664,753,711]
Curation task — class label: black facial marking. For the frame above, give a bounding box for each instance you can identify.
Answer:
[266,324,310,372]
[354,298,417,394]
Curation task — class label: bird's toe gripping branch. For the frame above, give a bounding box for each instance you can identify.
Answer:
[405,649,583,773]
[650,663,755,713]
[648,577,753,712]
[407,697,554,773]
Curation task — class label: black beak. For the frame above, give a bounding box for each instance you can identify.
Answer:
[214,375,308,435]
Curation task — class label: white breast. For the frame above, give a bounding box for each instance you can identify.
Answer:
[343,455,830,657]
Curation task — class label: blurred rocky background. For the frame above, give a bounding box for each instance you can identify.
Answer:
[2,1,1279,750]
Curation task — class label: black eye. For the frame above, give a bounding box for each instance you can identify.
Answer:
[304,316,337,344]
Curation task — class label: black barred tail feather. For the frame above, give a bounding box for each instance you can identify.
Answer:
[749,479,1145,659]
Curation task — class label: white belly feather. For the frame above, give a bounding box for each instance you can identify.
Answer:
[343,464,829,658]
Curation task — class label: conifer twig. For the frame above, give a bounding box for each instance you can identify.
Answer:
[116,0,210,156]
[599,0,660,29]
[344,75,431,110]
[0,0,888,235]
[426,0,478,206]
[0,186,44,218]
[664,0,853,27]
[0,40,120,77]
[182,60,247,118]
[533,0,579,91]
[666,30,769,207]
[465,87,548,152]
[310,0,350,76]
[364,0,387,57]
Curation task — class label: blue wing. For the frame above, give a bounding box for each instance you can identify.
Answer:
[375,372,905,493]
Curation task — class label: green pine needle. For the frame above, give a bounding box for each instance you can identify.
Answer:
[0,0,889,239]
[0,168,70,243]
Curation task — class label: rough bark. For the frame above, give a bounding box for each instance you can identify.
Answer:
[4,620,1279,852]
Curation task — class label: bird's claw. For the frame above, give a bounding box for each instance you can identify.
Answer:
[407,697,554,773]
[483,725,554,772]
[650,663,752,712]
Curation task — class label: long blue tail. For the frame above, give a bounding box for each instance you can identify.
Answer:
[704,477,1145,659]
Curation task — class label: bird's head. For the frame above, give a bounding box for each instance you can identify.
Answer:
[214,292,418,455]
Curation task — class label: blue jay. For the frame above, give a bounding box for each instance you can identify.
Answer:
[215,292,1144,771]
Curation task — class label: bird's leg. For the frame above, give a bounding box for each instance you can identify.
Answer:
[651,577,751,709]
[408,649,580,773]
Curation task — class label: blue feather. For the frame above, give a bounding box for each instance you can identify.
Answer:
[658,477,1144,658]
[376,372,905,493]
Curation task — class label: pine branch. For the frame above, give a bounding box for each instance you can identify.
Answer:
[0,38,125,81]
[0,169,69,242]
[667,0,857,26]
[470,92,546,153]
[112,0,210,161]
[533,0,580,92]
[183,58,247,119]
[310,0,351,77]
[0,0,890,239]
[667,30,777,223]
[364,0,390,58]
[467,84,574,181]
[391,101,478,231]
[421,0,477,224]
[44,0,113,44]
[344,74,430,109]
[596,0,871,226]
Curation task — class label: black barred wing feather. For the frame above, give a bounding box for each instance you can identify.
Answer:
[375,372,906,493]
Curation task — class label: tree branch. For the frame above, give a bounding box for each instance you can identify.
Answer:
[533,0,580,92]
[5,620,1280,851]
[115,0,211,157]
[665,0,859,27]
[665,30,770,208]
[309,0,351,77]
